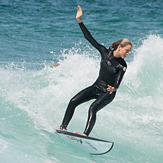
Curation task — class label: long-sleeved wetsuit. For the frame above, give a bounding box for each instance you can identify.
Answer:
[60,22,127,136]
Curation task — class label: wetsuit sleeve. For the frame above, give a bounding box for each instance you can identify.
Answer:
[78,22,107,57]
[113,65,127,89]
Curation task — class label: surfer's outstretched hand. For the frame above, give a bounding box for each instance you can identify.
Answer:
[76,5,82,23]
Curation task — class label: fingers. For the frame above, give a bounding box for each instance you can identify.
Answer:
[76,5,82,23]
[77,5,79,11]
[107,85,115,94]
[107,85,112,91]
[77,5,81,12]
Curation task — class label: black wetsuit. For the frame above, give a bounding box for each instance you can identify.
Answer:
[60,22,127,136]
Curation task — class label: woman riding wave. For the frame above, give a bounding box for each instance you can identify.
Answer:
[60,5,132,136]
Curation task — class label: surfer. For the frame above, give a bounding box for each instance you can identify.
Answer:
[60,5,132,136]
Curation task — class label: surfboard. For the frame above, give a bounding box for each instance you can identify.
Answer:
[56,129,114,155]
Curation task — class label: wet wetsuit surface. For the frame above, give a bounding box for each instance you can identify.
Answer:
[60,22,127,136]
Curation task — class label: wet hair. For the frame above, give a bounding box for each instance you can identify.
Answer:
[112,38,132,50]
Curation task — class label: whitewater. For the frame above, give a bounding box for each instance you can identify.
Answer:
[0,35,163,163]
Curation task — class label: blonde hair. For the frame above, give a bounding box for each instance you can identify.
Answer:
[112,38,132,50]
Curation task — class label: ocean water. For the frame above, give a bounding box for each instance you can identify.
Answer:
[0,0,163,162]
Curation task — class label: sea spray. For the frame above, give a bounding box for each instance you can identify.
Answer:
[0,35,163,163]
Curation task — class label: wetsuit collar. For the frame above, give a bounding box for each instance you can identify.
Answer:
[108,46,119,59]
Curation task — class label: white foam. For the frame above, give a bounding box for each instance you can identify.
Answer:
[0,35,163,143]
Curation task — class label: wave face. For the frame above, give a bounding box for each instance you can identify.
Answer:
[0,35,163,162]
[1,0,163,162]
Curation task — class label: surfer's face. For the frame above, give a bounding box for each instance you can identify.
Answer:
[119,44,132,59]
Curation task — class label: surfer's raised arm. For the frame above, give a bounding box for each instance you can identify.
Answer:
[76,5,107,54]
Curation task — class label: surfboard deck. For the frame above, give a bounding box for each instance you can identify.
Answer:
[56,129,114,155]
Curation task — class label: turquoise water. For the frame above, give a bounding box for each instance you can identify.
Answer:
[0,0,163,162]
